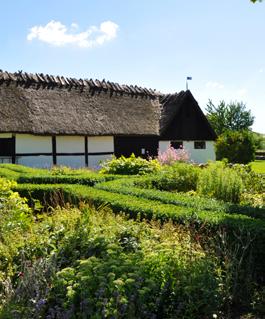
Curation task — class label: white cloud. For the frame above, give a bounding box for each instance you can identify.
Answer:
[205,81,224,89]
[259,68,264,73]
[27,20,119,48]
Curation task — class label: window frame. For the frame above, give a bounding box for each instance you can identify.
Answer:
[170,141,183,149]
[194,141,206,149]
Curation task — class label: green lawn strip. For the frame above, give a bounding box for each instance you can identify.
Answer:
[95,179,265,220]
[251,160,265,174]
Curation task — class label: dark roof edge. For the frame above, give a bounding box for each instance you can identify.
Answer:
[185,90,218,139]
[0,69,162,99]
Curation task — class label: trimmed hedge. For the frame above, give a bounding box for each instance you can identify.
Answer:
[0,164,123,186]
[95,179,265,221]
[0,167,20,180]
[17,173,120,186]
[14,183,265,281]
[14,183,265,230]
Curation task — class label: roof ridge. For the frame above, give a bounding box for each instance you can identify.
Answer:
[0,69,162,98]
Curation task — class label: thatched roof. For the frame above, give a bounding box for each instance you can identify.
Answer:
[0,70,216,139]
[160,90,217,140]
[0,70,161,136]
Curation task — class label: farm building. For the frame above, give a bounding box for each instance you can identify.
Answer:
[0,70,217,168]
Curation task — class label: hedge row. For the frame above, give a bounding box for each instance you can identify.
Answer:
[0,164,123,186]
[14,183,265,230]
[14,183,265,280]
[95,179,265,221]
[0,167,20,180]
[16,173,120,186]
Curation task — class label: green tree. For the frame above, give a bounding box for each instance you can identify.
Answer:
[215,130,256,164]
[206,100,254,135]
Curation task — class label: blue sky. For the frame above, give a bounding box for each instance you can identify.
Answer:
[1,0,264,133]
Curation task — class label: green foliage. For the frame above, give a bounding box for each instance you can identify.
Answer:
[145,162,199,192]
[1,208,223,318]
[0,162,265,317]
[230,163,265,194]
[197,162,243,203]
[95,178,265,220]
[0,178,32,283]
[206,100,254,135]
[252,132,265,150]
[100,154,161,175]
[215,130,256,164]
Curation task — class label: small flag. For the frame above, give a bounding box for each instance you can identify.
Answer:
[186,76,192,80]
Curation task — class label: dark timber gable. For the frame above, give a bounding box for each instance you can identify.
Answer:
[160,91,217,141]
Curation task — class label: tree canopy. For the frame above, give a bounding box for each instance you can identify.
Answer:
[206,100,254,136]
[215,130,256,164]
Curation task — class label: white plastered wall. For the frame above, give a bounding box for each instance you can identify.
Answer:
[16,134,52,153]
[15,134,53,167]
[17,156,53,168]
[56,136,84,153]
[183,141,215,163]
[88,154,113,169]
[56,156,86,168]
[56,136,85,168]
[9,134,114,169]
[158,141,171,153]
[87,136,114,169]
[87,136,114,153]
[158,140,216,163]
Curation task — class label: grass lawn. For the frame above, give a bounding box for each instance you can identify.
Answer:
[250,160,265,174]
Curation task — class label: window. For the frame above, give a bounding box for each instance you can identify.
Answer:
[171,141,183,149]
[194,141,206,149]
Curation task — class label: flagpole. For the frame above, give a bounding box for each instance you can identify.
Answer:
[186,76,192,90]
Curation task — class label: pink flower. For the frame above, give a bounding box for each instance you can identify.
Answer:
[158,146,189,165]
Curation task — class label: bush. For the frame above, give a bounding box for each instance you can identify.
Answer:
[197,162,243,203]
[42,209,222,318]
[95,178,265,220]
[134,162,199,192]
[215,130,256,164]
[100,154,160,175]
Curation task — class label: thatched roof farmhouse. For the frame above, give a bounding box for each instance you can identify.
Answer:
[0,70,216,167]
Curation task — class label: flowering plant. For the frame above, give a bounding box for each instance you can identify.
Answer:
[157,146,189,165]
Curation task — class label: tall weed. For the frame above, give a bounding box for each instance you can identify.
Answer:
[197,162,243,203]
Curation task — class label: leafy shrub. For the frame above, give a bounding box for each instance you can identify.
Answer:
[0,178,32,286]
[229,163,265,194]
[50,165,92,176]
[17,173,118,186]
[215,130,256,164]
[95,178,265,220]
[100,154,161,175]
[197,162,243,203]
[157,146,189,165]
[134,162,199,192]
[43,209,222,319]
[240,193,265,208]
